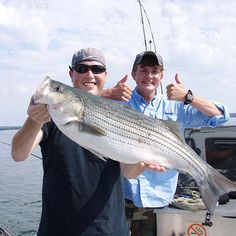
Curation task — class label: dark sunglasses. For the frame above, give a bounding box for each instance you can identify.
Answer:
[70,64,106,74]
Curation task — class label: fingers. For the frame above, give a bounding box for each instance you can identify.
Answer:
[114,75,132,102]
[117,74,128,84]
[139,162,166,172]
[116,75,131,90]
[175,73,182,84]
[120,95,131,102]
[166,73,181,89]
[118,84,132,102]
[166,73,187,101]
[147,164,166,172]
[27,103,51,124]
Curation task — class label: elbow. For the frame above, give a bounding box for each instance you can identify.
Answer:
[11,135,28,162]
[11,150,24,162]
[11,145,28,162]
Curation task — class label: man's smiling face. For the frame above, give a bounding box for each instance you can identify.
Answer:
[70,60,107,96]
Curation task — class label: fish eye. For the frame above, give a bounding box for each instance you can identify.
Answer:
[53,85,63,93]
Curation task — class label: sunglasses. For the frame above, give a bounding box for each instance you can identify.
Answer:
[70,64,106,74]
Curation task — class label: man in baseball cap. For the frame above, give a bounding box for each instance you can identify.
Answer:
[12,47,134,236]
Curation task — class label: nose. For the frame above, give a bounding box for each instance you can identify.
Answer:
[145,71,154,80]
[86,68,95,76]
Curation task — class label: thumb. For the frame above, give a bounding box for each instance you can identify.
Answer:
[175,73,182,84]
[118,74,128,84]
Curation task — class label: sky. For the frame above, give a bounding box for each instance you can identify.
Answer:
[0,0,236,126]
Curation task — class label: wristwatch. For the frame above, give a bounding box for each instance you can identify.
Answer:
[184,90,194,105]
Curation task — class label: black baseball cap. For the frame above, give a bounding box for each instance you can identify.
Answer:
[132,51,163,71]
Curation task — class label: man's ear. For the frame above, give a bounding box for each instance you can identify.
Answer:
[131,71,136,80]
[160,71,164,81]
[69,70,73,81]
[104,71,108,83]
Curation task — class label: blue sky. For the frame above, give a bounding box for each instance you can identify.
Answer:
[1,0,236,125]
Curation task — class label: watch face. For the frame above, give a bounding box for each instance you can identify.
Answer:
[187,93,194,100]
[184,90,194,105]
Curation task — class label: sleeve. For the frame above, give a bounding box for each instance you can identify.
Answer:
[207,101,230,127]
[40,121,54,144]
[177,101,230,129]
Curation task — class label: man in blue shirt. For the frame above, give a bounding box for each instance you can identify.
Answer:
[124,50,229,236]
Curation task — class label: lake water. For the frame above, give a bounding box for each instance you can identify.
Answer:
[0,130,43,236]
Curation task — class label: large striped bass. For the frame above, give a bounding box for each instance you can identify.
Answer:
[34,76,236,215]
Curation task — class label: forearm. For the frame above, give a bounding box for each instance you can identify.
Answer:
[166,74,224,117]
[11,116,43,162]
[191,96,223,117]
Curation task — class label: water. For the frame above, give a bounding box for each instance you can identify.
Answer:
[0,130,43,236]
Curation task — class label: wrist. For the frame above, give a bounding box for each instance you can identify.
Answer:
[27,116,46,128]
[101,88,112,98]
[184,90,194,105]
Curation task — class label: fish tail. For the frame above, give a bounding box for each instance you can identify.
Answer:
[197,165,236,215]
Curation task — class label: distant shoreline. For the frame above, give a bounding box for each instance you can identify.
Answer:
[0,126,21,131]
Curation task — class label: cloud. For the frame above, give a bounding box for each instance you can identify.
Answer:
[0,0,236,125]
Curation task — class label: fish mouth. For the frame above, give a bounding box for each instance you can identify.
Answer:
[33,93,44,103]
[34,76,51,104]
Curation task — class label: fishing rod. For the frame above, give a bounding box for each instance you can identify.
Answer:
[137,0,163,94]
[137,0,147,50]
[0,141,42,160]
[137,0,157,53]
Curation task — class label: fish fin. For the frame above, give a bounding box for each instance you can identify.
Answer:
[122,105,137,111]
[117,103,139,113]
[195,164,236,214]
[88,149,107,162]
[79,122,107,136]
[162,120,185,142]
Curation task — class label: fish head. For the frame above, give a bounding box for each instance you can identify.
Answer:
[34,76,72,105]
[34,76,84,125]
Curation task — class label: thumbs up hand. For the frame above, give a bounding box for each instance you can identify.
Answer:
[117,75,129,84]
[101,75,132,102]
[112,75,132,102]
[166,73,188,101]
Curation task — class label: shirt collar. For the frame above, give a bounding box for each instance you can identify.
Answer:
[133,87,159,106]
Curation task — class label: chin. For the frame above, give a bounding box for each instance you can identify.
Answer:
[87,89,99,96]
[142,86,154,91]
